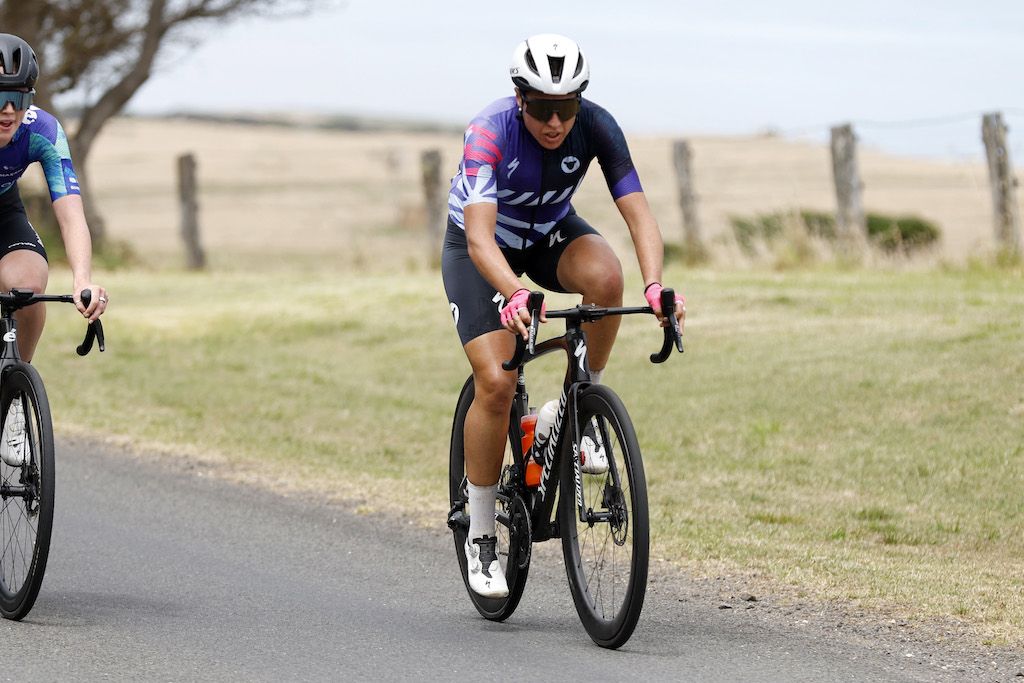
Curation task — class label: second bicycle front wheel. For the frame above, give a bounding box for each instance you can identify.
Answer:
[0,362,55,621]
[559,384,649,649]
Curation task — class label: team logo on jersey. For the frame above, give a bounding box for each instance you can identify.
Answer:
[507,158,520,178]
[549,230,566,246]
[560,156,580,173]
[450,302,459,324]
[22,109,37,125]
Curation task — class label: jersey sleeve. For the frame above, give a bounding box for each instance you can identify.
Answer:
[27,114,80,201]
[590,105,643,199]
[456,118,504,206]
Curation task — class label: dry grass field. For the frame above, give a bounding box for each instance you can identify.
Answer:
[73,116,1004,269]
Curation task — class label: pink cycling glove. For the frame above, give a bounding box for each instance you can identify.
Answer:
[644,282,686,315]
[500,288,546,327]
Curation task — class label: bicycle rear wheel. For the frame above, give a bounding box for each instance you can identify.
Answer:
[559,384,648,649]
[0,363,55,621]
[448,377,530,621]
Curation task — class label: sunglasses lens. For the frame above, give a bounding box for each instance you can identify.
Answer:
[524,96,579,121]
[0,91,32,109]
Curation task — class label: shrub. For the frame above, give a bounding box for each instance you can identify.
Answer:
[730,209,941,259]
[866,213,941,255]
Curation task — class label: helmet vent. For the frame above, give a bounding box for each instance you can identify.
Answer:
[525,50,539,75]
[573,57,584,78]
[547,55,564,83]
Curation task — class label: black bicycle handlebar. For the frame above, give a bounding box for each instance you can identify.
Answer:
[502,289,684,370]
[76,290,105,356]
[650,288,685,364]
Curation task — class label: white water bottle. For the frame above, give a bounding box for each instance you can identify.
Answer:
[531,400,559,460]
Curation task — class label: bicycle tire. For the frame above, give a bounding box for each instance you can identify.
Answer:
[559,384,649,649]
[0,363,55,621]
[449,376,530,621]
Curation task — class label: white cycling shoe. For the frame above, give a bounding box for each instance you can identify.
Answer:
[580,431,609,475]
[464,535,509,598]
[0,397,26,468]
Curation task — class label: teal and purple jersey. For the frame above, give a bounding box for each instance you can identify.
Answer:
[0,106,80,202]
[448,97,642,249]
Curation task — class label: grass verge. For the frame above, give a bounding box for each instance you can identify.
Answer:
[34,265,1024,645]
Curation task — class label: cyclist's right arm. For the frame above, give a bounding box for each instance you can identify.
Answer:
[464,203,535,339]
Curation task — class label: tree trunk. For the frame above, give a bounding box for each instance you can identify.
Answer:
[62,0,170,249]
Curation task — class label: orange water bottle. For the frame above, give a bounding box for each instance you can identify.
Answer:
[520,413,542,487]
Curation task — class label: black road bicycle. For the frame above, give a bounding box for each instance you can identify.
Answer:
[0,289,104,620]
[448,289,683,649]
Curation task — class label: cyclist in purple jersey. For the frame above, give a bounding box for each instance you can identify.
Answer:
[442,34,685,598]
[0,34,107,362]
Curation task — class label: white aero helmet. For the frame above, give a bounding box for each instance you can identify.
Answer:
[510,34,589,96]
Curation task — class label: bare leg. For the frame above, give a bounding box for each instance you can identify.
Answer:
[0,251,48,362]
[463,330,518,486]
[556,234,624,372]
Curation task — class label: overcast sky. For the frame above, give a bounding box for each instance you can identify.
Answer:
[118,0,1024,160]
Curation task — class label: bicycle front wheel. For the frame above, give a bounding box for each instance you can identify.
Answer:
[448,376,530,621]
[0,362,55,621]
[559,384,649,649]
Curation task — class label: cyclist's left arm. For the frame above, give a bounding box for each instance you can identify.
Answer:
[615,191,685,329]
[52,195,107,321]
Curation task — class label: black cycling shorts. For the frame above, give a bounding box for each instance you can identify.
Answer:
[441,210,599,345]
[0,186,48,262]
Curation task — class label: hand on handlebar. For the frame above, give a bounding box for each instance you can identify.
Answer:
[644,283,685,331]
[74,284,109,322]
[501,288,547,340]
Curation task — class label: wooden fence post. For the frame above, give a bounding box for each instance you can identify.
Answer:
[177,153,206,270]
[981,112,1022,256]
[672,140,704,258]
[421,149,445,267]
[829,123,867,254]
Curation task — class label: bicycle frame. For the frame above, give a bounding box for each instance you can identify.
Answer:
[503,290,682,543]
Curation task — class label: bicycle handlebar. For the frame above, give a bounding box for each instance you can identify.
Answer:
[501,289,684,370]
[76,290,105,356]
[650,288,685,364]
[0,288,105,356]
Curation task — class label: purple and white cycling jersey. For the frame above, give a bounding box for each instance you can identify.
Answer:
[0,106,80,202]
[448,96,642,249]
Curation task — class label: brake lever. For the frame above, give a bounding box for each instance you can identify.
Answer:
[649,288,684,364]
[502,291,544,371]
[76,289,106,356]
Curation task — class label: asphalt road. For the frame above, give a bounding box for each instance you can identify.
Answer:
[0,438,1017,681]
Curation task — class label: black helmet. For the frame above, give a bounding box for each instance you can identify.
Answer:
[0,34,38,89]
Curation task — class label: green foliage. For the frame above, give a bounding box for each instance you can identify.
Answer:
[664,240,710,267]
[730,209,941,260]
[866,213,941,254]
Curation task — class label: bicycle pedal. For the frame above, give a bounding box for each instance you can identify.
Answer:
[446,505,469,531]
